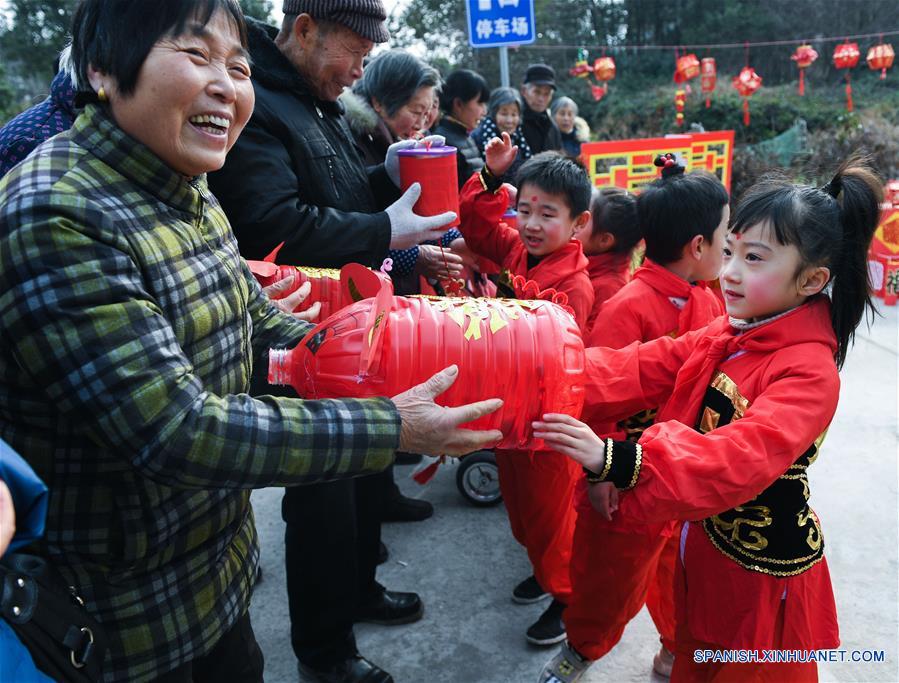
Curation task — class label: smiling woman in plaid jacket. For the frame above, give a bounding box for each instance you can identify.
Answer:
[0,2,502,682]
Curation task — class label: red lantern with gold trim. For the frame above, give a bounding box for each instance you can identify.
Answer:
[700,57,716,108]
[674,53,700,84]
[833,41,860,111]
[791,44,818,96]
[247,261,389,321]
[732,66,762,126]
[867,43,895,80]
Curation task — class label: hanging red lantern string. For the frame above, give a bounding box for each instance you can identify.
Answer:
[732,42,762,126]
[833,40,860,112]
[790,43,818,96]
[700,56,716,108]
[867,41,895,79]
[674,89,686,126]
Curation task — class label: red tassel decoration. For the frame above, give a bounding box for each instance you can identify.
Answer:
[412,457,445,485]
[845,74,853,112]
[798,69,805,96]
[743,98,750,126]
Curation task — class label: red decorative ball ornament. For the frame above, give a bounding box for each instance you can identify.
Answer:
[269,280,586,450]
[833,41,860,112]
[732,66,762,126]
[700,57,716,108]
[867,43,895,80]
[790,43,818,96]
[591,56,616,100]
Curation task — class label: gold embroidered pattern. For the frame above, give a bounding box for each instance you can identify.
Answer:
[698,372,828,576]
[625,443,643,489]
[709,505,772,551]
[700,407,722,433]
[702,526,827,577]
[710,371,750,419]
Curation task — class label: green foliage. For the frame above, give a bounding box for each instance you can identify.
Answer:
[239,0,274,23]
[0,62,20,123]
[1,0,76,83]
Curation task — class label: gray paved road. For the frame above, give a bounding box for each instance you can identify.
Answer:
[250,305,899,683]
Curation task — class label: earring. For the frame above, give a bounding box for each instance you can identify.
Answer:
[98,86,107,102]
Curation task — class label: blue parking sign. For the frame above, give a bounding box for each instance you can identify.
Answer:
[466,0,536,48]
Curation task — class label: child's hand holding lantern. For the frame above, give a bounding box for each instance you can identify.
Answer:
[485,132,519,179]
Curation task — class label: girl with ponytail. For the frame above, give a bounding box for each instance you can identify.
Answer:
[535,158,882,683]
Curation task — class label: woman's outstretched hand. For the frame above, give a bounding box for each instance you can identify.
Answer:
[393,366,503,456]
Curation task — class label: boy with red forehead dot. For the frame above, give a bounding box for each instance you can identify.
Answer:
[458,134,594,646]
[538,158,883,683]
[539,154,729,681]
[577,187,641,335]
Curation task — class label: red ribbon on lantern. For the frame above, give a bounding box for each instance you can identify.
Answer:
[867,43,895,80]
[833,41,860,112]
[700,57,716,108]
[732,66,762,126]
[791,43,818,96]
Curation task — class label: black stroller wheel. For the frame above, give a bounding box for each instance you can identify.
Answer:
[456,451,502,506]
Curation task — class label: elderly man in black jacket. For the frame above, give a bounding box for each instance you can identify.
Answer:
[519,63,564,155]
[208,3,456,682]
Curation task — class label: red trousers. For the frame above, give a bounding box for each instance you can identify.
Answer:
[672,603,817,683]
[671,532,818,683]
[495,449,578,603]
[565,501,677,660]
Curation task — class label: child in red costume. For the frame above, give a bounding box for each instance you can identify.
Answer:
[459,135,594,646]
[535,158,882,683]
[560,156,730,679]
[577,187,641,336]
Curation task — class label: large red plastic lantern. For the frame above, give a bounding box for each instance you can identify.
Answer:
[833,41,860,112]
[791,44,818,95]
[269,283,586,450]
[867,43,895,79]
[248,261,390,320]
[700,57,716,108]
[674,53,700,84]
[732,66,762,126]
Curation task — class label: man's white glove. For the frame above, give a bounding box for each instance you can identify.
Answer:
[385,183,457,249]
[384,135,447,187]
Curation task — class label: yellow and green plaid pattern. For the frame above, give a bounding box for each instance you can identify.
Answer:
[0,105,400,682]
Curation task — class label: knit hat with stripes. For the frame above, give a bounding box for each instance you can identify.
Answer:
[282,0,390,43]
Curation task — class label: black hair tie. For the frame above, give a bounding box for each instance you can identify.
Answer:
[822,176,842,198]
[653,152,685,179]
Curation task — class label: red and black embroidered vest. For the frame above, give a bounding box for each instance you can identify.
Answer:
[696,371,826,576]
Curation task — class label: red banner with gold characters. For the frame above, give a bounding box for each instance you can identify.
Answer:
[867,180,899,305]
[580,130,735,193]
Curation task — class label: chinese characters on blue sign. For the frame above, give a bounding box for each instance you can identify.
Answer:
[466,0,536,48]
